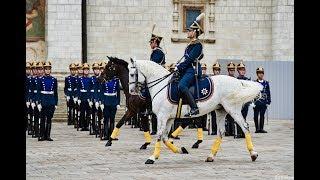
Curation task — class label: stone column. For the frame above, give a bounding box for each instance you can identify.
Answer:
[172,0,179,33]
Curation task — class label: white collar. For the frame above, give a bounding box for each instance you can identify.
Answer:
[258,79,264,83]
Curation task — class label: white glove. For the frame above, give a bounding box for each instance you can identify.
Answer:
[55,105,57,109]
[174,67,178,71]
[37,104,42,111]
[26,102,30,107]
[250,102,256,108]
[116,105,121,109]
[31,102,36,109]
[95,102,100,109]
[73,97,78,103]
[77,99,81,104]
[66,96,70,101]
[89,101,93,107]
[100,104,104,110]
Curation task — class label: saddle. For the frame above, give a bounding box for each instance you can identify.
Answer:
[167,74,213,105]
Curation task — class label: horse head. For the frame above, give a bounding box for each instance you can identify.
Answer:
[98,56,128,83]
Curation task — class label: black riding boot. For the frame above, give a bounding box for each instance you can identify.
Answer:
[46,122,53,141]
[183,91,199,117]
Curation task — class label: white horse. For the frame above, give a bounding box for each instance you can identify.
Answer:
[128,59,263,164]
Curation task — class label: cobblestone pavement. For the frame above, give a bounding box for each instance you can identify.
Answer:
[26,120,294,180]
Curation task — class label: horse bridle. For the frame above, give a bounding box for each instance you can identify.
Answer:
[129,61,175,98]
[99,62,117,83]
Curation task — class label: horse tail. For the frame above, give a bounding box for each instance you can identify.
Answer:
[234,80,263,104]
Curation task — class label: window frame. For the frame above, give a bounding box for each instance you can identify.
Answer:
[182,5,205,32]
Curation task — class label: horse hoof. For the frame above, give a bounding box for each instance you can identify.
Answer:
[251,152,258,161]
[181,147,189,154]
[140,143,150,150]
[191,143,199,149]
[145,159,155,164]
[205,157,214,162]
[105,141,112,147]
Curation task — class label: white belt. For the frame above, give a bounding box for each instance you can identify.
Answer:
[104,92,117,96]
[80,89,87,92]
[74,88,78,90]
[90,90,94,92]
[67,88,72,91]
[41,91,54,94]
[33,90,38,93]
[28,90,32,92]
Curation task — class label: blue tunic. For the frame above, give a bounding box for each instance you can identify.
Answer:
[26,75,33,102]
[90,75,101,102]
[38,75,58,106]
[100,78,120,106]
[150,47,165,65]
[77,76,93,101]
[64,75,77,97]
[177,40,203,93]
[255,79,271,106]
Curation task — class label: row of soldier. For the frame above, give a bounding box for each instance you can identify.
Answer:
[26,61,57,141]
[64,62,121,140]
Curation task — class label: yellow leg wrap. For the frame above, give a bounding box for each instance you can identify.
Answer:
[171,126,183,137]
[245,132,254,152]
[197,128,203,141]
[144,131,152,143]
[211,136,222,156]
[153,141,161,158]
[110,127,120,139]
[164,140,179,153]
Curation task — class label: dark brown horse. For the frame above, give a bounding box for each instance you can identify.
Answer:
[98,57,153,149]
[98,57,205,149]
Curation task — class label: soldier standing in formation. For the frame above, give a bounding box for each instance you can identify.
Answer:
[235,61,251,138]
[100,74,121,140]
[225,62,236,136]
[38,62,58,141]
[64,63,78,125]
[90,62,102,135]
[77,63,92,131]
[26,62,33,134]
[210,62,221,135]
[254,67,271,133]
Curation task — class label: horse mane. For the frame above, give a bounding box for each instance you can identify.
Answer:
[108,56,129,70]
[134,60,169,78]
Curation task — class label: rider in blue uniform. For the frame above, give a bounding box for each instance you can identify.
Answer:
[235,61,251,138]
[254,67,271,133]
[77,63,93,131]
[38,61,58,141]
[64,63,78,125]
[175,13,204,117]
[147,30,166,136]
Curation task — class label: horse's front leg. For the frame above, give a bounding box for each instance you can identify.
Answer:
[163,118,189,154]
[206,109,227,162]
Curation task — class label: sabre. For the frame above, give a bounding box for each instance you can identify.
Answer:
[267,106,269,125]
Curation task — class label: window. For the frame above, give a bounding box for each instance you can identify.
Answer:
[183,6,204,32]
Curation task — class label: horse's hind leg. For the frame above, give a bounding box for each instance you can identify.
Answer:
[227,105,258,161]
[163,118,189,154]
[170,118,191,139]
[206,109,227,162]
